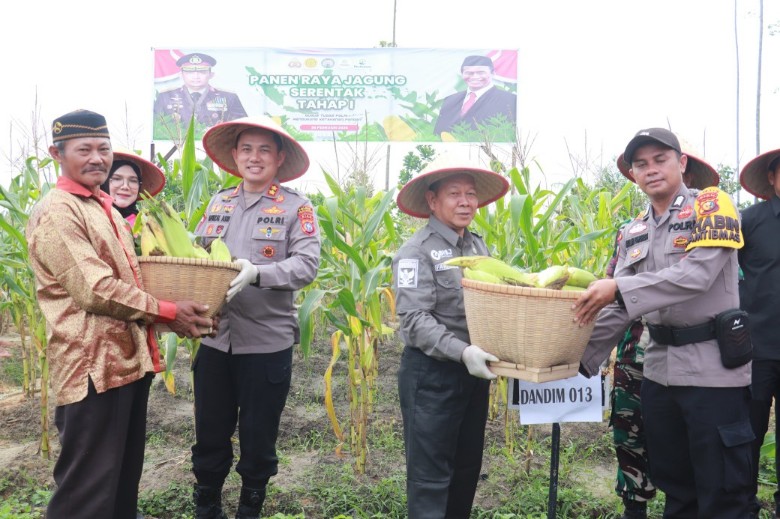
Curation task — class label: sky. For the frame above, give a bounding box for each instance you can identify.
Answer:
[1,0,779,196]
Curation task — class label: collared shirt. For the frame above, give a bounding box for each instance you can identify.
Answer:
[196,180,321,354]
[581,185,749,388]
[392,216,489,362]
[26,177,176,406]
[738,194,780,358]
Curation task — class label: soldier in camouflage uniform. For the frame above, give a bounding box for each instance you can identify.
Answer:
[607,226,655,519]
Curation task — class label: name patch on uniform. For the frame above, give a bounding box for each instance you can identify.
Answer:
[397,259,418,288]
[430,248,453,261]
[297,205,317,236]
[435,262,458,272]
[686,187,743,251]
[625,234,648,248]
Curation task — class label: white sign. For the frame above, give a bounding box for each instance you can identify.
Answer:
[514,374,604,425]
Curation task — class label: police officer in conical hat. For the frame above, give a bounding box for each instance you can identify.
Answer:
[575,127,752,517]
[738,148,780,518]
[153,52,247,131]
[190,116,320,519]
[608,147,719,519]
[392,154,509,518]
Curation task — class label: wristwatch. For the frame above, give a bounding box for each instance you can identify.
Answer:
[250,270,260,287]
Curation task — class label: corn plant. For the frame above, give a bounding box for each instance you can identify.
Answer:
[0,156,53,458]
[298,171,400,473]
[150,118,239,394]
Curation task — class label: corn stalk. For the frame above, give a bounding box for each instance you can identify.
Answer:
[298,171,399,473]
[0,155,53,458]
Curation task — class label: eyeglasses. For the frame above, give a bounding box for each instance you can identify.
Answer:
[109,176,141,188]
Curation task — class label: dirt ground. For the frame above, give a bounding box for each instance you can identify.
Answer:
[0,329,617,517]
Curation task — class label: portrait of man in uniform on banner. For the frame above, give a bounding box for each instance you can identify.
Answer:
[153,51,247,139]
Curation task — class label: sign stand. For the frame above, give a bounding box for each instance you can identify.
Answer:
[547,422,561,518]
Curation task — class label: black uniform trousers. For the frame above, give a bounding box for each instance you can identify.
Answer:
[191,345,292,489]
[748,359,780,515]
[46,373,153,519]
[641,379,754,519]
[398,346,490,519]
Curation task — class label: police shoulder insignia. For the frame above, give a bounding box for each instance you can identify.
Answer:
[267,184,280,198]
[686,187,743,251]
[297,205,317,236]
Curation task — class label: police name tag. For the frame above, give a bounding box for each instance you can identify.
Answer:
[514,374,603,425]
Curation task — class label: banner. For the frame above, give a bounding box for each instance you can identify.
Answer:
[152,48,518,143]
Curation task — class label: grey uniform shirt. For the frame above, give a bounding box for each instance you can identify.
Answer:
[195,181,321,354]
[581,185,749,388]
[392,216,489,363]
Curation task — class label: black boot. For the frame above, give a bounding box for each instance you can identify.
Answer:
[621,496,647,519]
[193,484,228,519]
[235,486,266,519]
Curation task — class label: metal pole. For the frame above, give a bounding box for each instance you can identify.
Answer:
[547,422,561,519]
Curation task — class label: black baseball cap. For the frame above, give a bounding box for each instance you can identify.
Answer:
[623,128,681,164]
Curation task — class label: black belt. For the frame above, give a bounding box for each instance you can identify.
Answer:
[647,321,717,347]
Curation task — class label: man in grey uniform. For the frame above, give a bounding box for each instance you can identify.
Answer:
[574,128,753,518]
[392,156,509,519]
[191,116,320,519]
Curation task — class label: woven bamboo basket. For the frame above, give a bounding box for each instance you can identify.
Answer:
[461,278,596,382]
[137,256,241,318]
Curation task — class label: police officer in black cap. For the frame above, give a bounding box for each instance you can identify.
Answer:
[154,52,247,131]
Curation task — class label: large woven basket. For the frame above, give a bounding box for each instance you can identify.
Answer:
[137,256,241,318]
[462,278,596,382]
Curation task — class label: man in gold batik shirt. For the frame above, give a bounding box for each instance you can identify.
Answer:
[26,109,215,519]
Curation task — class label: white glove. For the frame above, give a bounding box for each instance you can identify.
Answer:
[226,259,257,302]
[461,345,498,380]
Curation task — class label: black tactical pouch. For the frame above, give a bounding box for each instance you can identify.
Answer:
[715,309,752,369]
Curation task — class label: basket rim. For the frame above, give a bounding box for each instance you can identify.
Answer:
[137,255,242,271]
[461,277,582,299]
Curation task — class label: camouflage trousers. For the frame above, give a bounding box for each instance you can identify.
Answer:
[610,323,656,502]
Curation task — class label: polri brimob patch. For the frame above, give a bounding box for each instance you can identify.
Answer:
[397,259,418,288]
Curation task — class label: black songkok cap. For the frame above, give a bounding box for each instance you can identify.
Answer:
[460,55,494,71]
[51,110,110,143]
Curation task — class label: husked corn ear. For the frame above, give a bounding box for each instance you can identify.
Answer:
[445,256,536,286]
[443,256,492,268]
[158,201,196,258]
[192,244,210,259]
[140,223,163,256]
[208,237,233,262]
[535,265,570,290]
[463,267,503,284]
[565,267,597,288]
[146,219,172,256]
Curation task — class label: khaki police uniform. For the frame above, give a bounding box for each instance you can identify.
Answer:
[581,184,753,518]
[393,215,490,519]
[154,86,247,128]
[190,180,320,490]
